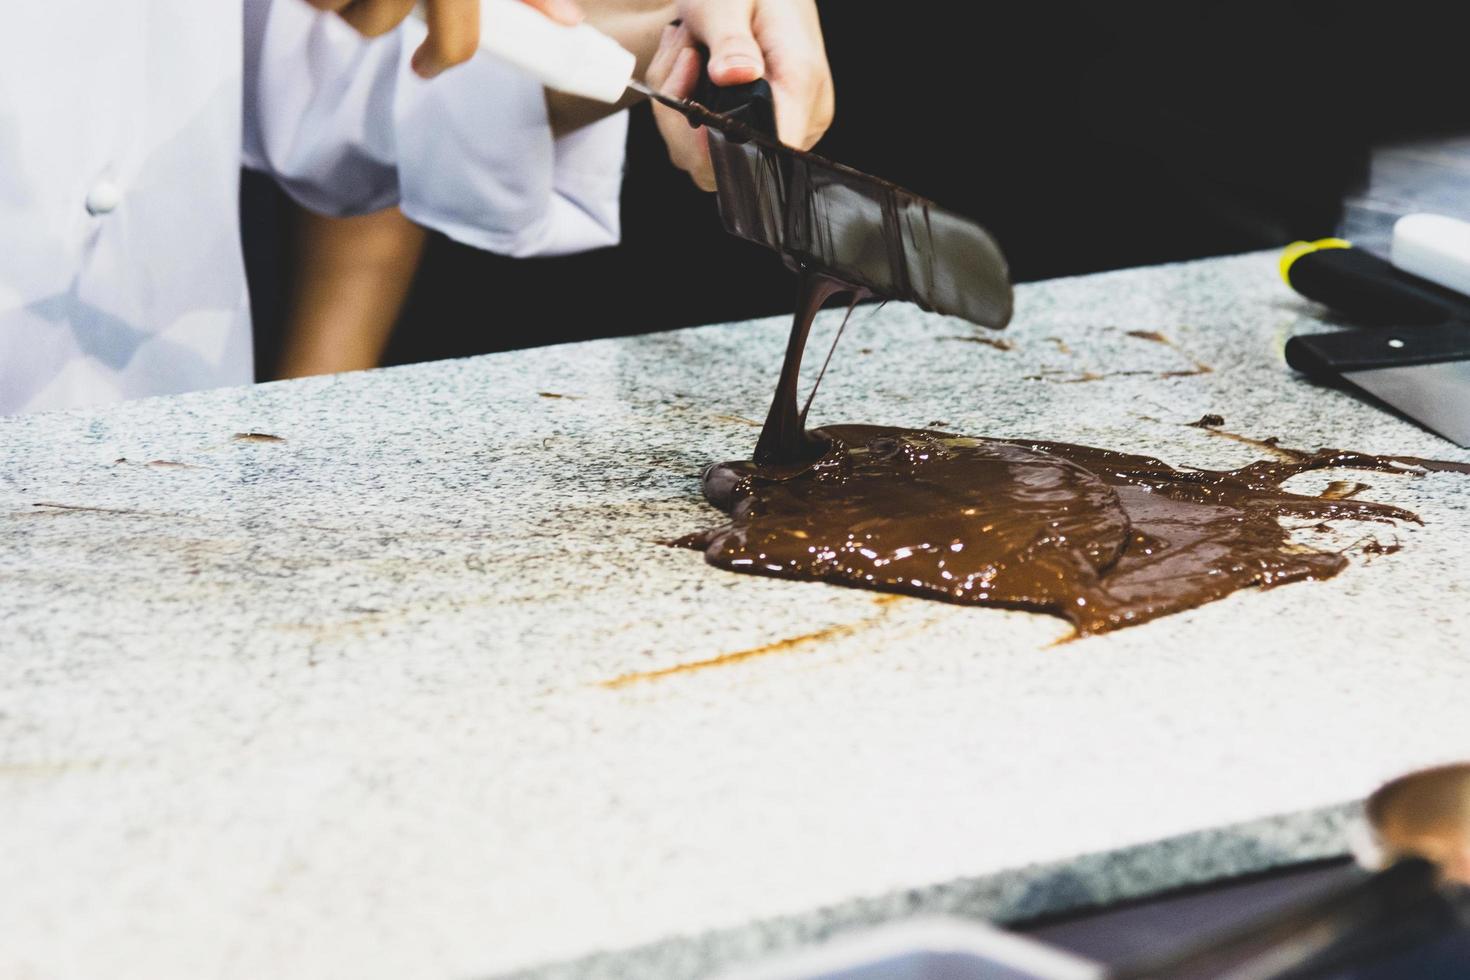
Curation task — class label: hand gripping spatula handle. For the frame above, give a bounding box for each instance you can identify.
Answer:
[418,3,1013,330]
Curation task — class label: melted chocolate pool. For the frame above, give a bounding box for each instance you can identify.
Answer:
[679,273,1470,636]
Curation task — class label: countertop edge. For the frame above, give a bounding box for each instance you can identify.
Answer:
[495,800,1358,980]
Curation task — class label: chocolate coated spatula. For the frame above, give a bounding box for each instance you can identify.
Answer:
[632,76,1014,330]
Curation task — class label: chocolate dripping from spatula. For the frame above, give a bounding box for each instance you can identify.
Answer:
[753,272,868,465]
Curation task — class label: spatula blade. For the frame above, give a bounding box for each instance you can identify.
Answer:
[1345,360,1470,447]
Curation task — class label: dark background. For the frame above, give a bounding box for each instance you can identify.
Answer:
[245,1,1470,378]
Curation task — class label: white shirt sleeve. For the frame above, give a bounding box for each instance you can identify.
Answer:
[242,0,626,257]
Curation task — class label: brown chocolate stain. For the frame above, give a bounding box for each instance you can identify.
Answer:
[1357,537,1404,557]
[1125,328,1213,376]
[1127,329,1171,344]
[1021,368,1213,383]
[233,432,285,443]
[675,272,1470,638]
[943,335,1014,352]
[112,458,201,469]
[1025,369,1158,384]
[1028,331,1205,379]
[601,606,895,689]
[1321,480,1371,501]
[1185,416,1308,462]
[31,501,150,516]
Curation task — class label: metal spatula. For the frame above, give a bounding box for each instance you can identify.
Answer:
[632,77,1014,330]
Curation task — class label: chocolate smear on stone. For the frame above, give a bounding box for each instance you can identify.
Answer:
[680,278,1470,636]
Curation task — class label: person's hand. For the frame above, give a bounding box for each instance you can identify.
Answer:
[307,0,586,79]
[644,0,833,191]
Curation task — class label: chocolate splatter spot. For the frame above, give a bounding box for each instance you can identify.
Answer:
[1358,538,1404,557]
[1124,328,1212,376]
[1321,480,1371,501]
[943,335,1014,352]
[1127,329,1171,344]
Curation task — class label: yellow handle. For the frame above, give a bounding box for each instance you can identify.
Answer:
[1279,237,1352,284]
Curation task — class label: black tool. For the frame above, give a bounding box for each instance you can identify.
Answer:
[1282,239,1470,447]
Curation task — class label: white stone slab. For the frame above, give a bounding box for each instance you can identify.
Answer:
[4,252,1469,979]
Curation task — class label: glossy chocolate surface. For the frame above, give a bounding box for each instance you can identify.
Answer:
[682,275,1469,636]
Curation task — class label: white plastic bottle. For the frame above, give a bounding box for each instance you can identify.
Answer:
[414,0,638,104]
[1391,212,1470,299]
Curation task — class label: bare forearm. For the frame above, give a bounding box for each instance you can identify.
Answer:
[277,207,428,379]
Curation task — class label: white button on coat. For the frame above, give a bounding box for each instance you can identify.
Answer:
[0,0,628,416]
[85,179,122,216]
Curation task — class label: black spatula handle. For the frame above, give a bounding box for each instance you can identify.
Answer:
[1283,242,1470,326]
[1285,321,1470,376]
[692,59,776,143]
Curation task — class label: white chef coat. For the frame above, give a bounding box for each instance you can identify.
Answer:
[0,0,627,416]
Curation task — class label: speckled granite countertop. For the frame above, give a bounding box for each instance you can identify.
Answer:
[5,252,1470,980]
